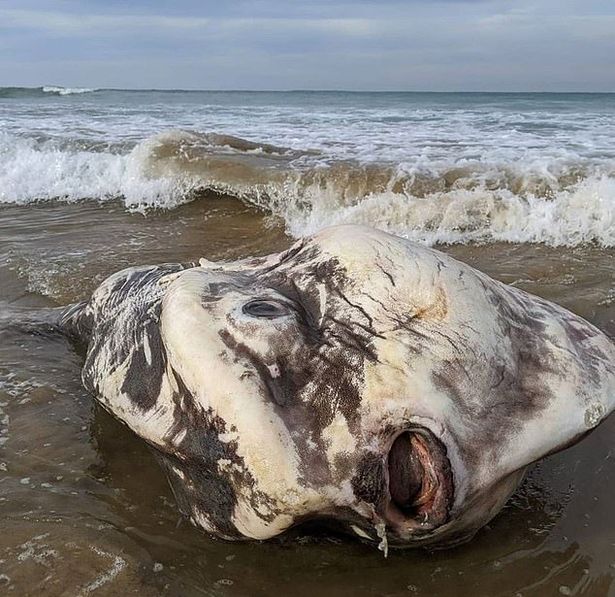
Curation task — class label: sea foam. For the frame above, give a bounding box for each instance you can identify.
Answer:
[0,132,194,208]
[41,86,97,96]
[2,129,615,247]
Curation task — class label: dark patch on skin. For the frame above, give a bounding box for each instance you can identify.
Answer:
[212,248,378,488]
[332,451,354,478]
[351,451,387,507]
[557,309,615,381]
[322,314,379,361]
[259,238,308,274]
[59,300,93,340]
[428,272,615,472]
[262,252,379,434]
[74,263,188,398]
[429,320,555,468]
[119,303,166,411]
[270,245,350,293]
[201,278,249,304]
[307,339,365,434]
[219,328,304,408]
[160,369,278,538]
[159,372,242,538]
[266,278,325,347]
[156,452,240,540]
[217,325,335,485]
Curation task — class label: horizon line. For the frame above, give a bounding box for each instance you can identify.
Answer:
[3,85,615,94]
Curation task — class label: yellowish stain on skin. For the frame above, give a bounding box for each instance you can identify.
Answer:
[414,285,449,321]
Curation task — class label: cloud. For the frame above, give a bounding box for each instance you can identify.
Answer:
[0,8,378,40]
[0,0,613,90]
[0,9,211,33]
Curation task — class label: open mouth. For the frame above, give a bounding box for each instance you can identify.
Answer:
[383,428,454,533]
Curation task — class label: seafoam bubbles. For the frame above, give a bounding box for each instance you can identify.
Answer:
[0,400,8,448]
[41,86,97,96]
[124,129,615,248]
[0,131,198,209]
[2,128,615,247]
[279,174,615,247]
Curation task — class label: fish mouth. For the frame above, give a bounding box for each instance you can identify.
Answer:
[382,427,454,536]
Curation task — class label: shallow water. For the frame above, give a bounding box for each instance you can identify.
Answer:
[2,89,615,245]
[1,196,615,596]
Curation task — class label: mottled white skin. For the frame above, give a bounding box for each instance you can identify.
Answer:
[61,225,615,548]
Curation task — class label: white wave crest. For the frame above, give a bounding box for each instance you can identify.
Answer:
[276,176,615,247]
[0,132,197,208]
[2,130,615,247]
[42,86,97,96]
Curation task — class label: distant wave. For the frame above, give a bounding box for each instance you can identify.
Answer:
[41,85,97,96]
[0,86,98,98]
[2,129,615,247]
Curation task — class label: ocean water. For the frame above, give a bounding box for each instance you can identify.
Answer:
[2,87,615,596]
[2,87,615,244]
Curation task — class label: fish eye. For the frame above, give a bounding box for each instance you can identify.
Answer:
[242,299,290,319]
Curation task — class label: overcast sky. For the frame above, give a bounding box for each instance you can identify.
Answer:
[0,0,614,91]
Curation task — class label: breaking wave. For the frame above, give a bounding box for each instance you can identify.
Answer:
[1,129,615,247]
[41,85,97,96]
[0,86,98,98]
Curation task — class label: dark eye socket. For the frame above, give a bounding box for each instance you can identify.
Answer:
[242,299,290,319]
